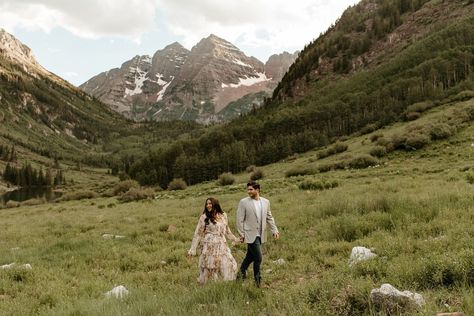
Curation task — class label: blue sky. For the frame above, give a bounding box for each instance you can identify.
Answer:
[1,0,360,86]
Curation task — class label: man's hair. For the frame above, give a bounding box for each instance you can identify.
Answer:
[247,181,260,190]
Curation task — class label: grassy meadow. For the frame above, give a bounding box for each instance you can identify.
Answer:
[1,100,474,315]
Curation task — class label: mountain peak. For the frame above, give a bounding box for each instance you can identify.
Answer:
[0,28,36,65]
[163,41,186,51]
[0,28,52,77]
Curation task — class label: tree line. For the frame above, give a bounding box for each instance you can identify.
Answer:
[3,163,66,187]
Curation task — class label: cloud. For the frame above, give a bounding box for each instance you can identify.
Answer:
[0,0,160,40]
[157,0,361,54]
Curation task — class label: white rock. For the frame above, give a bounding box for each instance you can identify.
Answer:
[10,247,20,251]
[102,234,114,239]
[0,263,15,269]
[105,285,129,299]
[0,263,32,269]
[273,258,286,265]
[370,283,425,312]
[160,260,167,265]
[114,235,126,239]
[19,264,32,269]
[349,246,377,267]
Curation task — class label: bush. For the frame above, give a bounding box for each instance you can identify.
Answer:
[168,178,187,190]
[113,180,140,196]
[405,111,421,121]
[285,167,317,177]
[21,198,46,206]
[61,190,99,201]
[250,169,264,180]
[246,165,256,173]
[118,187,155,202]
[5,200,20,208]
[369,133,384,142]
[369,146,387,158]
[405,133,431,149]
[429,123,453,140]
[406,101,434,114]
[299,180,339,190]
[359,123,379,135]
[318,142,348,159]
[347,155,378,169]
[218,172,235,186]
[451,90,474,102]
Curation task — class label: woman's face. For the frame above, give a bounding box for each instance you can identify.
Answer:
[206,199,213,211]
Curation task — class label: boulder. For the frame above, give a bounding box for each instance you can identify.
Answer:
[349,246,377,267]
[370,283,425,314]
[105,285,129,299]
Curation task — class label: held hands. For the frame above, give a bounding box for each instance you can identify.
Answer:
[273,232,280,240]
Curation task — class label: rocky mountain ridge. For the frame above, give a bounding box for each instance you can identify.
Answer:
[80,34,297,122]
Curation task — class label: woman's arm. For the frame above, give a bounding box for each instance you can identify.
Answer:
[224,213,239,243]
[188,214,205,256]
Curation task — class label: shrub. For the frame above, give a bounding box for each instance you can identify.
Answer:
[359,123,379,135]
[299,180,339,190]
[318,142,348,159]
[334,142,348,153]
[61,190,99,201]
[347,155,378,169]
[168,178,187,190]
[429,123,453,140]
[250,169,264,180]
[369,133,384,143]
[218,172,235,186]
[389,134,407,150]
[21,198,46,206]
[119,187,155,202]
[406,101,434,114]
[405,133,431,150]
[5,200,20,208]
[369,146,387,158]
[405,111,421,121]
[285,167,317,177]
[451,90,474,102]
[245,165,256,173]
[113,180,140,196]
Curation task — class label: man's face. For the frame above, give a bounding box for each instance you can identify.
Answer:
[247,186,259,199]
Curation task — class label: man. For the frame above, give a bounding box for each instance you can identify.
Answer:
[236,181,280,287]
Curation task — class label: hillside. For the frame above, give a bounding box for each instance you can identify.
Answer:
[1,97,473,315]
[126,0,474,189]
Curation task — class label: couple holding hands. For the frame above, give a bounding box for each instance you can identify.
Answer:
[187,181,280,287]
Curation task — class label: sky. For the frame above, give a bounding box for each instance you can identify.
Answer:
[0,0,361,86]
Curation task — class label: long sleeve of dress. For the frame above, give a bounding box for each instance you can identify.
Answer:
[188,214,206,256]
[224,213,239,243]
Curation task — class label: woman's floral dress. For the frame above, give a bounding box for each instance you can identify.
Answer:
[188,213,239,284]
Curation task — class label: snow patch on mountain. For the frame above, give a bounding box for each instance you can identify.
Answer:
[221,72,269,88]
[124,67,148,97]
[156,76,173,101]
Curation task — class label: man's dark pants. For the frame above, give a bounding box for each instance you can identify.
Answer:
[239,237,262,285]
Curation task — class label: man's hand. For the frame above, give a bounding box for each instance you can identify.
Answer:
[273,232,280,240]
[240,235,245,243]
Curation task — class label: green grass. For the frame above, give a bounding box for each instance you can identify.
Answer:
[2,112,474,314]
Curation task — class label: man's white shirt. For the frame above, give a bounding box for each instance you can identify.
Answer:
[252,198,263,237]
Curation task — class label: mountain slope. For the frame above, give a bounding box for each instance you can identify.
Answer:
[127,0,474,188]
[0,29,130,164]
[81,35,297,122]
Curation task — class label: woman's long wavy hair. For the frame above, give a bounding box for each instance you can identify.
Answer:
[203,197,224,226]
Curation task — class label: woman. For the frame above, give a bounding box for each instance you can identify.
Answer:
[187,197,239,284]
